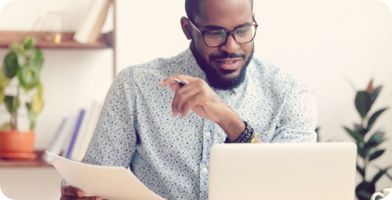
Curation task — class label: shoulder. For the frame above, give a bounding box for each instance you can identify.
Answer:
[251,57,313,98]
[118,57,168,79]
[116,52,190,85]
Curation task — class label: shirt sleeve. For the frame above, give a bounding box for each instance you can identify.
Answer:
[82,69,137,167]
[271,83,318,143]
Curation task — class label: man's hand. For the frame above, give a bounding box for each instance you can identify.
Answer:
[161,74,245,140]
[161,74,225,121]
[61,185,103,200]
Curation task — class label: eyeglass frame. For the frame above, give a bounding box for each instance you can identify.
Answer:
[188,17,259,47]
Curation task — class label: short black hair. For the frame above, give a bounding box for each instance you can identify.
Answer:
[185,0,199,21]
[185,0,253,21]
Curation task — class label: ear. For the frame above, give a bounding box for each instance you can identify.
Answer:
[180,17,192,40]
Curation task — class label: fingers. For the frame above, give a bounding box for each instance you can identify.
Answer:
[160,74,196,90]
[61,185,104,200]
[162,74,217,118]
[62,185,85,197]
[60,196,103,200]
[162,74,202,117]
[171,83,201,117]
[80,197,104,200]
[179,91,205,117]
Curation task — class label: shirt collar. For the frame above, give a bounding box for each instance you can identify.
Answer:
[178,48,206,80]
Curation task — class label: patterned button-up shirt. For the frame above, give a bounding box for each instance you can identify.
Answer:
[82,48,317,200]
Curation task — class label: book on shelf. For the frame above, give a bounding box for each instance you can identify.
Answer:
[60,113,78,158]
[71,101,102,161]
[74,0,111,44]
[64,109,86,159]
[46,101,102,161]
[46,117,70,156]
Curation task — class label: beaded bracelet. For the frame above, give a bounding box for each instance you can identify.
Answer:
[225,121,257,143]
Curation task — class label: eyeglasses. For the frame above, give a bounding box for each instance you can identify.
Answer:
[188,18,258,47]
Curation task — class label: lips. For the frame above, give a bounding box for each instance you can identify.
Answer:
[214,58,243,71]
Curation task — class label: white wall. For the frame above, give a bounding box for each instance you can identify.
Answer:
[0,0,391,195]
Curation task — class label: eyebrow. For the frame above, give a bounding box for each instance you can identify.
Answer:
[202,22,253,31]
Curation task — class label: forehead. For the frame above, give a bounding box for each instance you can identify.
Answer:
[195,0,253,29]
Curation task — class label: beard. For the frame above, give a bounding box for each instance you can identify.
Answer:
[190,41,254,90]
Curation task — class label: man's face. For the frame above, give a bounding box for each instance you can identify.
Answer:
[188,0,255,90]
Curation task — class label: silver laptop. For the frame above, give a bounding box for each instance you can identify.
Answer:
[208,143,356,200]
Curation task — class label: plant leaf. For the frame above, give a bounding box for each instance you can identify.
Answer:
[371,171,385,185]
[367,107,389,131]
[370,86,383,105]
[357,164,365,177]
[365,131,385,150]
[36,81,44,97]
[0,68,10,88]
[0,70,7,103]
[369,149,385,162]
[355,91,372,119]
[354,123,369,136]
[23,36,36,50]
[371,166,392,185]
[10,42,23,52]
[4,95,20,113]
[386,172,392,181]
[358,148,367,159]
[17,66,39,92]
[343,126,363,144]
[31,91,44,114]
[0,87,4,104]
[31,49,44,71]
[26,102,37,130]
[16,52,26,67]
[3,51,20,78]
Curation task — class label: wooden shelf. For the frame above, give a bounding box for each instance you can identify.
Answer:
[0,31,113,49]
[0,150,52,168]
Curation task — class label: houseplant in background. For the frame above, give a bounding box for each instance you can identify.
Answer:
[343,79,392,200]
[0,36,44,159]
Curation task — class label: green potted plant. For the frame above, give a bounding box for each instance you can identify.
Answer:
[0,36,44,159]
[343,79,392,200]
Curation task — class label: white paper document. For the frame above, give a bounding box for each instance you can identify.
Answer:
[46,151,164,200]
[0,186,13,200]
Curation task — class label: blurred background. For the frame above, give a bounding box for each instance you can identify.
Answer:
[0,0,391,199]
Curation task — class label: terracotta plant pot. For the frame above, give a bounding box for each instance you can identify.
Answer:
[0,130,35,159]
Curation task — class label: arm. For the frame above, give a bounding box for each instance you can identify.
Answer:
[161,74,247,141]
[60,70,138,199]
[271,84,317,143]
[82,69,137,166]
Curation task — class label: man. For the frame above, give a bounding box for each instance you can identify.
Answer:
[61,0,317,199]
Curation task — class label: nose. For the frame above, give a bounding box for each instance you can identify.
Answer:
[219,34,240,53]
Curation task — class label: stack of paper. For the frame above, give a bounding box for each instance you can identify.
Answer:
[0,186,13,200]
[46,152,164,200]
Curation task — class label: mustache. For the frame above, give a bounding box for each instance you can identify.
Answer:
[210,52,245,60]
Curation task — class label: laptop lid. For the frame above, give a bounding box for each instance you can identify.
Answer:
[208,142,356,200]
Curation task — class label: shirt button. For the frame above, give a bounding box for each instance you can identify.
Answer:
[201,167,208,174]
[204,132,211,138]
